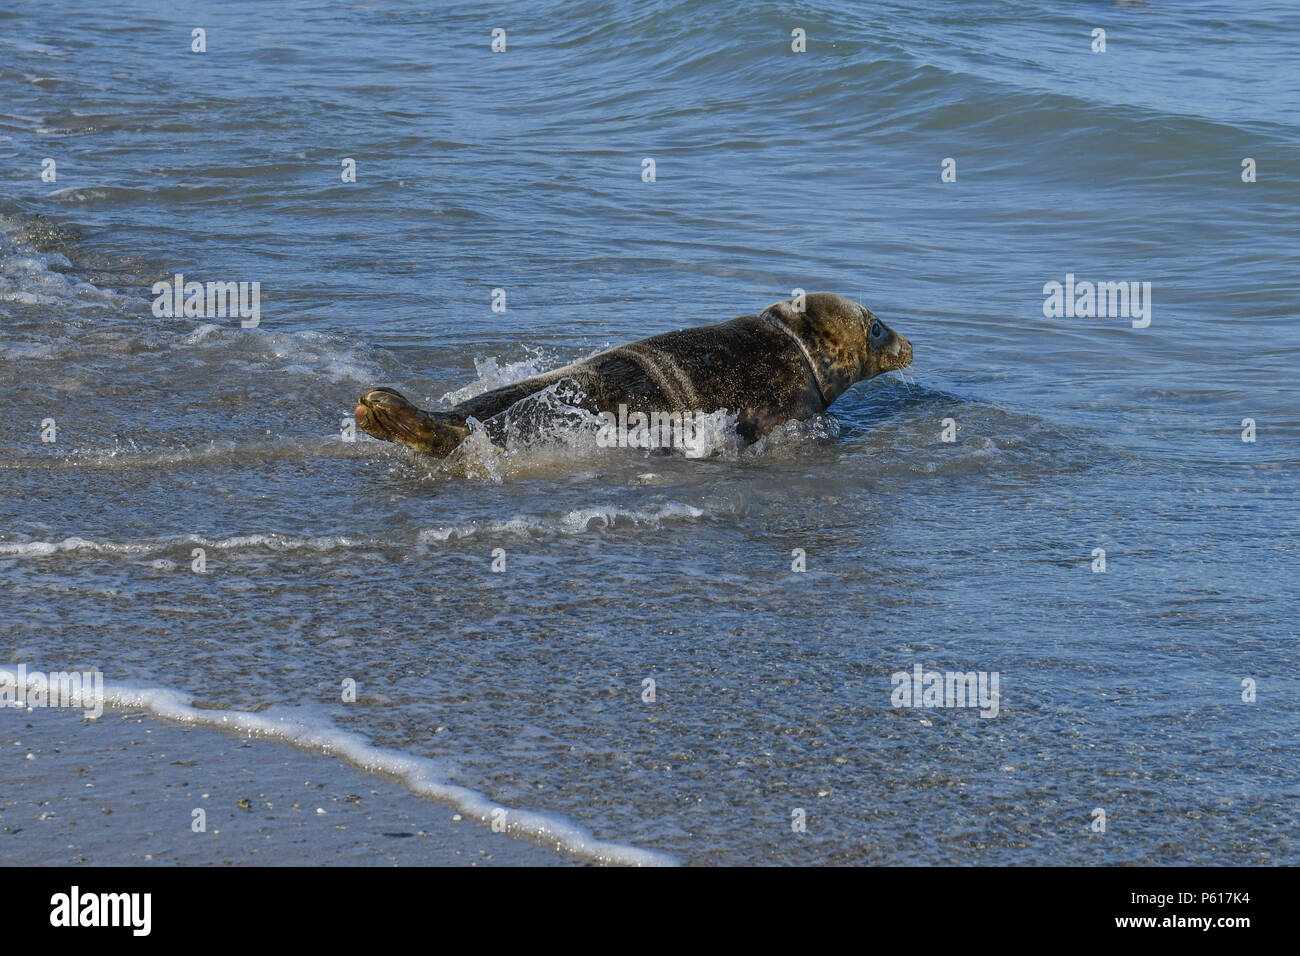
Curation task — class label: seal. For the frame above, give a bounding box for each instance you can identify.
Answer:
[354,292,912,457]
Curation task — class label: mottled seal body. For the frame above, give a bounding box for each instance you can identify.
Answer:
[355,292,913,457]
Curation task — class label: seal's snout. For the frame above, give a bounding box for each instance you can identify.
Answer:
[892,333,913,370]
[873,325,912,375]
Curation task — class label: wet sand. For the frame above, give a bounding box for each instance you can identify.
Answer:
[2,705,569,866]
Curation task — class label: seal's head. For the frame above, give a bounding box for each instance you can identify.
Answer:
[355,387,469,456]
[759,292,912,404]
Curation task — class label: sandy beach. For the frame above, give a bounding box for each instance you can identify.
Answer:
[3,705,568,866]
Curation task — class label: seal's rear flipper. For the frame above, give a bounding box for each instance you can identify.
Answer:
[355,387,470,457]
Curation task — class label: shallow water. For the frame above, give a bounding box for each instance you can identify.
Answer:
[2,1,1297,864]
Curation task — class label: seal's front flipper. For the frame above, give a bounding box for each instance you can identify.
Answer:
[355,387,469,457]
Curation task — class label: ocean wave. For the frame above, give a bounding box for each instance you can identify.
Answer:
[0,439,385,473]
[0,532,363,558]
[177,323,383,384]
[44,184,227,204]
[0,212,382,385]
[417,501,708,542]
[0,501,714,560]
[0,241,131,313]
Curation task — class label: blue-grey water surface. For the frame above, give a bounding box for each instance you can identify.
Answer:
[2,1,1298,864]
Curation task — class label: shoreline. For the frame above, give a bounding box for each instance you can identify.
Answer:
[2,704,571,866]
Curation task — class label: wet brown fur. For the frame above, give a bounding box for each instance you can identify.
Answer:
[355,292,912,457]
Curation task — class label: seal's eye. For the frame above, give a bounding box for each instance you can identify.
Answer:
[869,321,884,342]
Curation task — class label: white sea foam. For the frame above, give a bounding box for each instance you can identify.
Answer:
[0,532,363,558]
[177,325,381,384]
[0,668,675,866]
[44,186,111,202]
[0,290,59,305]
[0,438,367,473]
[439,349,557,405]
[0,502,711,559]
[417,501,707,542]
[0,216,380,381]
[437,346,609,406]
[0,244,124,315]
[744,413,841,456]
[429,381,761,482]
[0,226,147,368]
[0,536,118,557]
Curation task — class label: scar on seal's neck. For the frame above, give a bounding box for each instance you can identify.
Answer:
[758,309,831,408]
